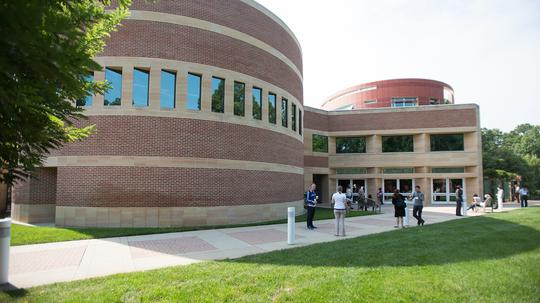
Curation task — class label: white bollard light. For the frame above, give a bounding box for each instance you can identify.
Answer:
[287,207,295,245]
[404,200,410,227]
[498,198,503,211]
[0,218,11,285]
[462,198,468,217]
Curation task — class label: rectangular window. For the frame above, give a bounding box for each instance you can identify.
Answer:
[132,68,149,107]
[281,98,288,127]
[291,103,297,131]
[391,97,417,107]
[382,135,414,152]
[432,167,465,173]
[211,77,225,113]
[234,81,245,116]
[186,73,201,110]
[336,137,366,153]
[429,98,439,105]
[383,168,415,174]
[364,99,377,104]
[268,93,276,124]
[160,70,176,109]
[104,67,122,106]
[336,168,367,174]
[76,73,94,107]
[312,134,328,153]
[252,87,262,120]
[430,134,464,151]
[299,109,302,135]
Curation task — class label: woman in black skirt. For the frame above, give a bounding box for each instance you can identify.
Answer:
[392,189,406,228]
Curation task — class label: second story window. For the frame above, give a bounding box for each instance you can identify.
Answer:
[382,135,414,152]
[186,73,201,111]
[268,93,276,124]
[430,134,464,151]
[281,98,288,127]
[252,87,262,120]
[234,81,245,116]
[76,73,93,107]
[312,134,328,153]
[160,70,176,109]
[336,137,366,153]
[104,67,122,106]
[132,68,149,107]
[211,77,225,113]
[291,103,297,131]
[391,97,417,107]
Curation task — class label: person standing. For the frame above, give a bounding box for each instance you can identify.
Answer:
[377,188,384,205]
[332,185,349,237]
[392,189,406,228]
[514,184,521,205]
[411,185,425,226]
[305,183,318,230]
[455,185,463,216]
[358,186,366,211]
[497,186,504,210]
[519,186,529,207]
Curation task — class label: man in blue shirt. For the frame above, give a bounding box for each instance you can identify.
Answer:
[306,183,318,230]
[519,186,529,207]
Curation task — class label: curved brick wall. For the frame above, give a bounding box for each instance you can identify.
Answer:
[322,79,453,110]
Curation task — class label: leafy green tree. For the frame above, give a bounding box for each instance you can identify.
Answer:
[0,0,131,186]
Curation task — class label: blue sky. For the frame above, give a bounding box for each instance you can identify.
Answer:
[257,0,540,131]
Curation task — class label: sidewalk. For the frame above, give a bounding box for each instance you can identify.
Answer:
[6,203,525,289]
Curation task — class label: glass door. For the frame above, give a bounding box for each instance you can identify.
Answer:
[383,179,414,202]
[432,178,465,204]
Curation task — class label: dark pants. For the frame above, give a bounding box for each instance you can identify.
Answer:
[413,205,423,224]
[521,195,528,207]
[307,206,316,227]
[456,201,462,216]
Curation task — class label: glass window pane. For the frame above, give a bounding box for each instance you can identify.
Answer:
[384,179,397,194]
[77,73,93,107]
[186,73,201,110]
[336,137,366,153]
[211,77,225,113]
[104,68,122,106]
[299,109,302,135]
[234,81,245,116]
[432,167,465,173]
[430,134,464,151]
[252,87,262,119]
[383,168,415,174]
[382,135,414,152]
[291,103,297,131]
[312,134,328,153]
[281,98,288,127]
[449,179,463,192]
[336,168,367,174]
[132,68,149,107]
[399,179,413,193]
[160,70,176,109]
[268,93,276,124]
[432,178,447,202]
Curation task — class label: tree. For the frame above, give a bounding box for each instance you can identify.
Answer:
[0,0,131,186]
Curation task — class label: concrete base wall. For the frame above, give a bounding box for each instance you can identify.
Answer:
[54,200,305,228]
[12,203,56,224]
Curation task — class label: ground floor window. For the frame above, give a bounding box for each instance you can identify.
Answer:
[383,179,414,202]
[337,179,367,201]
[432,178,464,203]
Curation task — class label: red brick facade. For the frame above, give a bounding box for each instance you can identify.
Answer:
[56,167,302,208]
[102,20,303,102]
[12,168,57,205]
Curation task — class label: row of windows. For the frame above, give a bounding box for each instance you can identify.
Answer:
[335,167,466,175]
[312,134,465,153]
[78,67,303,135]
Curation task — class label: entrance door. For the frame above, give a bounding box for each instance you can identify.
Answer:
[432,178,465,203]
[383,179,414,202]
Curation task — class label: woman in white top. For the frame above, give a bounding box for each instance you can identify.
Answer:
[332,185,350,237]
[497,186,504,210]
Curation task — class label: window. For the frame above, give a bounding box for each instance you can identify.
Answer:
[160,70,176,109]
[432,167,465,173]
[211,77,225,113]
[281,98,288,127]
[299,109,302,135]
[383,168,415,174]
[430,134,464,151]
[382,135,414,152]
[364,99,377,104]
[429,98,439,105]
[268,93,276,124]
[336,168,367,174]
[336,137,366,153]
[76,73,93,107]
[104,67,122,106]
[132,68,149,107]
[391,97,417,107]
[312,134,328,153]
[186,73,201,110]
[252,87,262,120]
[335,104,354,111]
[234,81,245,116]
[291,103,297,131]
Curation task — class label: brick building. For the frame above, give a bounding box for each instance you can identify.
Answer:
[9,0,482,227]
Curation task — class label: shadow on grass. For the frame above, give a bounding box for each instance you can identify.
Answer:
[229,208,540,268]
[0,283,28,299]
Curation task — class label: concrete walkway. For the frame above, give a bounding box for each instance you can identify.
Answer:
[6,203,526,289]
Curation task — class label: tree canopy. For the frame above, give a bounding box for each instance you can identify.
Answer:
[0,0,131,186]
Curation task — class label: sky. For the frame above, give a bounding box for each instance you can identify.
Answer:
[256,0,540,131]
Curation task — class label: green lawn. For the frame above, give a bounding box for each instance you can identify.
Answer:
[10,207,374,246]
[2,207,539,302]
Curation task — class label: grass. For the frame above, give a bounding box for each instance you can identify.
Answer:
[10,207,374,246]
[2,207,539,302]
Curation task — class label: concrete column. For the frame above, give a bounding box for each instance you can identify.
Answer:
[414,133,429,153]
[245,82,253,119]
[200,73,212,112]
[176,69,187,111]
[367,135,381,153]
[148,67,161,110]
[224,78,234,115]
[93,69,105,108]
[275,94,282,127]
[328,136,336,155]
[121,65,134,109]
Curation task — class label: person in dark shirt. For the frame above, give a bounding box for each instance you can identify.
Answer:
[305,183,318,230]
[392,189,406,228]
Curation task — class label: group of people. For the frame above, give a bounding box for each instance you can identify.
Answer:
[391,186,425,228]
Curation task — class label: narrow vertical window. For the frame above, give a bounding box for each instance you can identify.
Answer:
[186,73,201,110]
[77,73,94,107]
[132,68,149,107]
[104,67,122,106]
[252,87,262,120]
[234,81,245,116]
[291,103,297,131]
[211,77,225,113]
[160,70,176,109]
[268,93,276,124]
[281,97,288,127]
[299,109,302,135]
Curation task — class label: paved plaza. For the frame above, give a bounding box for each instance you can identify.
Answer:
[6,203,527,289]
